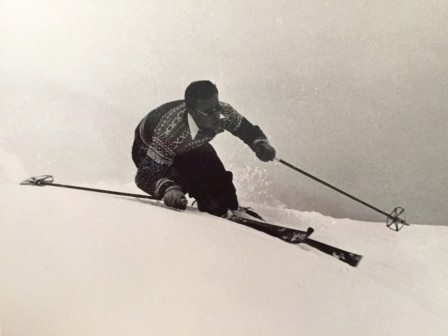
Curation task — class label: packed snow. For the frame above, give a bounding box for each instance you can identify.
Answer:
[1,171,447,336]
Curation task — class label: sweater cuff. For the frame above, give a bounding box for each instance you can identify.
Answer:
[154,178,182,197]
[165,184,183,193]
[252,138,269,150]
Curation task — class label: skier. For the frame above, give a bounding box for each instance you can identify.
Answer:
[132,80,276,217]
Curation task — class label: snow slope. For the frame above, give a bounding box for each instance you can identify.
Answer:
[1,175,447,336]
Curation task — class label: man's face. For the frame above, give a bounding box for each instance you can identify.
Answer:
[190,94,222,131]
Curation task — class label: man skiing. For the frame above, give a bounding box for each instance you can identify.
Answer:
[132,80,276,217]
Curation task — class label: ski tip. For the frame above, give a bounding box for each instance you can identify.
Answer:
[306,227,315,236]
[347,255,363,268]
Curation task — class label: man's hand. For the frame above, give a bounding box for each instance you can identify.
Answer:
[255,142,276,162]
[163,188,188,210]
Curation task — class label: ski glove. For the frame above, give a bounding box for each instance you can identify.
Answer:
[255,142,276,162]
[163,187,188,210]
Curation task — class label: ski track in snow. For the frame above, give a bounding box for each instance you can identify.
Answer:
[1,177,448,336]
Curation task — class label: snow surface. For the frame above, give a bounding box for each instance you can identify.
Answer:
[1,172,447,336]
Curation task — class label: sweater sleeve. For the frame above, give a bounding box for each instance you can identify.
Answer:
[135,135,183,198]
[220,103,269,150]
[134,101,185,198]
[135,154,180,198]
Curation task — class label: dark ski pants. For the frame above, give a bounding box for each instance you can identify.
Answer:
[132,136,239,216]
[171,144,239,216]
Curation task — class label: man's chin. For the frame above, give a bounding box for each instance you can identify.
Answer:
[203,124,219,132]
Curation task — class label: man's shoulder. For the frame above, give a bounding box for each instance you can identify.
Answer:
[138,100,186,144]
[220,101,233,110]
[151,100,189,137]
[220,102,241,116]
[219,102,244,131]
[143,100,185,125]
[151,100,185,114]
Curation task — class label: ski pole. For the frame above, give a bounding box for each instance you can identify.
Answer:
[274,158,409,231]
[21,175,158,200]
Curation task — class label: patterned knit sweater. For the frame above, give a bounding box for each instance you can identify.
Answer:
[134,100,268,198]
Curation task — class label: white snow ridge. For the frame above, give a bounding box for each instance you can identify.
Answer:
[1,176,447,336]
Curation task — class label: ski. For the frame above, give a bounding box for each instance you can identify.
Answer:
[229,216,362,267]
[21,175,363,267]
[229,215,315,244]
[303,237,363,267]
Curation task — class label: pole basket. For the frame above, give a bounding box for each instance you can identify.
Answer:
[21,175,54,186]
[387,207,407,232]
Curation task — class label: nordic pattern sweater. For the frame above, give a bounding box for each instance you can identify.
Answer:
[134,100,268,198]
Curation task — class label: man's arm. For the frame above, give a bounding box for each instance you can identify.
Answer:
[220,103,276,161]
[135,155,181,198]
[135,156,187,209]
[135,101,186,198]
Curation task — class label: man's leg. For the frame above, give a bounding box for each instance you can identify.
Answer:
[171,144,239,216]
[131,128,148,167]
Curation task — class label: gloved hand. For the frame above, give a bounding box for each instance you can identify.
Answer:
[255,142,276,162]
[163,188,188,210]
